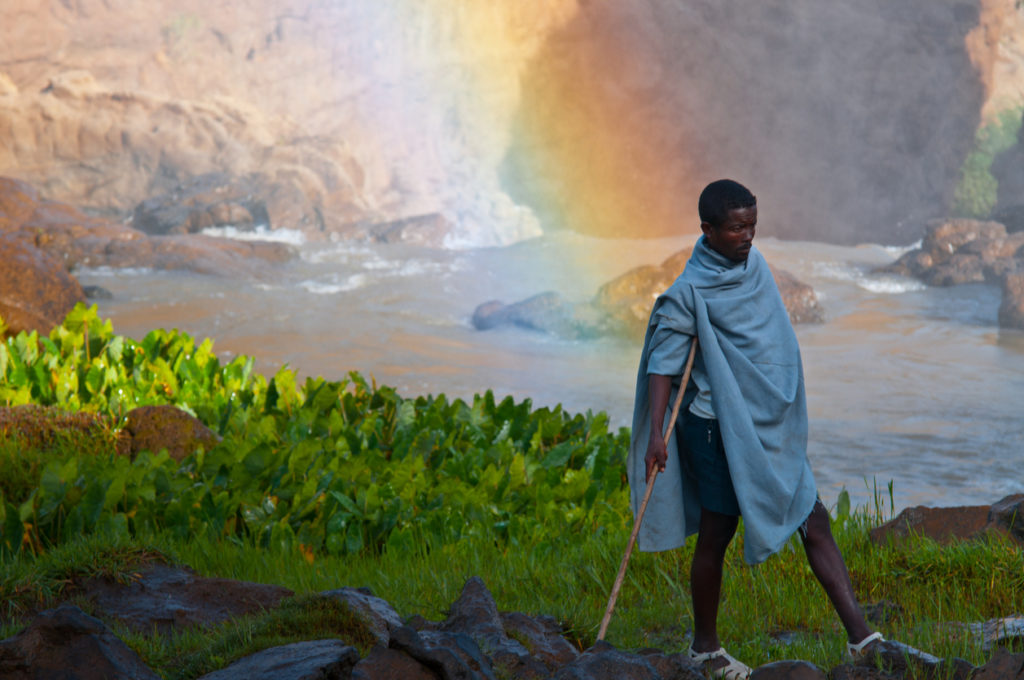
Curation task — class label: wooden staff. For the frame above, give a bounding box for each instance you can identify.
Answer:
[597,337,698,641]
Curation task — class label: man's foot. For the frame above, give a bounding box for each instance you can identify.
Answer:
[846,631,885,660]
[687,645,751,679]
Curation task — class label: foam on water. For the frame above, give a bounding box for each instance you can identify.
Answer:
[201,225,308,246]
[812,259,926,294]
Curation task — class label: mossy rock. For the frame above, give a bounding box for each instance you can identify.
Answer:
[123,405,219,462]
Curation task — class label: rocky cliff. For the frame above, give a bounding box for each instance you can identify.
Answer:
[2,1,1024,246]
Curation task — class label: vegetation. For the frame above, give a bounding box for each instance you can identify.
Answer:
[951,106,1023,218]
[1,305,1021,677]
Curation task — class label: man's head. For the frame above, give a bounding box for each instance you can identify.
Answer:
[698,179,757,262]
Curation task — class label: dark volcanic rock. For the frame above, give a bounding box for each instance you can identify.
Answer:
[196,639,360,680]
[0,231,85,337]
[82,563,292,634]
[442,577,549,678]
[321,587,405,647]
[972,649,1024,679]
[988,493,1024,542]
[499,611,580,669]
[352,646,440,680]
[848,638,974,680]
[0,604,160,680]
[389,625,497,680]
[551,641,663,680]
[123,405,220,462]
[750,659,825,680]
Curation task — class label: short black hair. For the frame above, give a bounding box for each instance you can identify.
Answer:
[698,179,756,227]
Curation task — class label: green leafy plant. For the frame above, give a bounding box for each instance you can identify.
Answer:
[951,107,1024,218]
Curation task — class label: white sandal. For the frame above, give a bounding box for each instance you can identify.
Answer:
[687,645,752,679]
[846,631,885,660]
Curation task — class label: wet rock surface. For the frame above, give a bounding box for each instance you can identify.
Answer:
[878,218,1024,330]
[473,247,824,340]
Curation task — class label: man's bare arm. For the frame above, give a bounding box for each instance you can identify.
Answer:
[645,373,672,480]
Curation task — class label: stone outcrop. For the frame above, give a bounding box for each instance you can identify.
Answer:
[0,176,296,284]
[473,248,823,339]
[869,493,1024,546]
[0,232,85,337]
[878,218,1024,329]
[3,564,1024,680]
[0,405,122,454]
[122,405,221,462]
[0,70,372,238]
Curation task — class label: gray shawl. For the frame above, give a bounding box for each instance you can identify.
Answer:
[627,236,817,564]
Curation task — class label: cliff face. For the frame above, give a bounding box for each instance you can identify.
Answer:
[1,1,1022,245]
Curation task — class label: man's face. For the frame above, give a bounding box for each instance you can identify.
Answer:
[701,205,757,262]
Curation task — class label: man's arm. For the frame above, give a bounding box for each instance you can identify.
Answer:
[644,373,672,481]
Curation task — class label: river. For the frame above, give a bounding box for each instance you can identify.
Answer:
[76,230,1024,515]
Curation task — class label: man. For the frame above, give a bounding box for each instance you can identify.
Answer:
[627,179,881,678]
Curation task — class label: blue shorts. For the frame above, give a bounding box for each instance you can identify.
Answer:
[677,412,741,516]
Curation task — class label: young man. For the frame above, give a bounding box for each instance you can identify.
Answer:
[627,179,881,678]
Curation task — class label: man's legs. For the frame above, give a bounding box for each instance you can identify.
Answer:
[690,507,740,652]
[799,500,873,644]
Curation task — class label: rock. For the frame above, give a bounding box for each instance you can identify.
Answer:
[999,271,1024,330]
[83,285,113,300]
[0,175,295,277]
[0,232,86,337]
[365,213,454,248]
[122,405,220,462]
[750,659,825,679]
[869,503,994,546]
[921,219,1007,261]
[321,587,405,647]
[196,639,360,680]
[131,173,270,236]
[970,616,1024,652]
[972,649,1024,679]
[352,646,440,680]
[635,648,705,679]
[0,604,161,680]
[443,577,549,679]
[499,612,579,669]
[848,638,974,680]
[389,625,497,680]
[82,563,292,634]
[988,494,1024,542]
[475,248,822,340]
[471,292,612,339]
[829,666,898,680]
[922,253,986,286]
[551,641,663,680]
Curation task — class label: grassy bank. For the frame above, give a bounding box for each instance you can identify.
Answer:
[1,306,1022,676]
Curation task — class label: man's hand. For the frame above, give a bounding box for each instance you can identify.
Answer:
[645,435,667,482]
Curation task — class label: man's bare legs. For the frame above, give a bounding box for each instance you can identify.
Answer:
[800,500,873,644]
[690,507,739,653]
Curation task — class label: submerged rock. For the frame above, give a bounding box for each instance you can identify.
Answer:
[473,247,824,340]
[878,218,1024,330]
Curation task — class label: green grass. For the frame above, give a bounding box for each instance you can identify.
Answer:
[2,505,1021,677]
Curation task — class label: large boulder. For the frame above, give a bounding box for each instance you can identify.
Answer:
[869,495,1024,546]
[122,405,220,462]
[0,231,85,337]
[0,604,161,680]
[999,271,1024,330]
[0,405,121,455]
[474,247,823,340]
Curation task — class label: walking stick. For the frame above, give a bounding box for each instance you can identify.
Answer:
[597,337,698,641]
